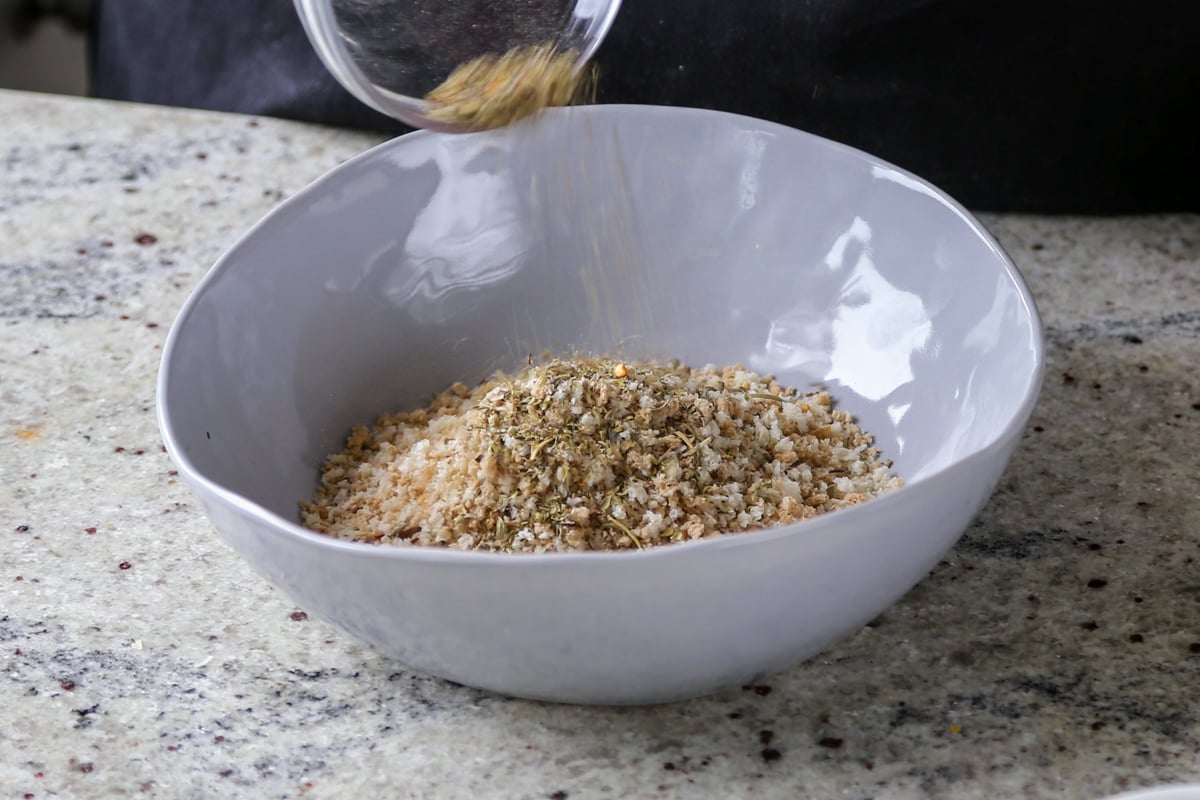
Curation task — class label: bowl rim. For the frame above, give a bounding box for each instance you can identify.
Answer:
[155,103,1046,567]
[1100,787,1200,800]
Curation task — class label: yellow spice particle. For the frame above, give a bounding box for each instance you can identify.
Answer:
[423,43,595,130]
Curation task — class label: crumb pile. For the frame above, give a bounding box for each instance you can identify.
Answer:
[301,358,902,552]
[423,43,595,129]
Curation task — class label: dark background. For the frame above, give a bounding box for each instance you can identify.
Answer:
[84,0,1200,213]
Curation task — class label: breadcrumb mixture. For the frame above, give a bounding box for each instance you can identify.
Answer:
[301,358,902,552]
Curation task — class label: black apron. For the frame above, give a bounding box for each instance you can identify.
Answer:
[91,0,1200,212]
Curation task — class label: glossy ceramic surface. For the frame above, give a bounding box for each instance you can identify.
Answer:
[1102,788,1200,800]
[157,105,1044,705]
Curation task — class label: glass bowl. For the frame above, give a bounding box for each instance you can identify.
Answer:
[293,0,622,131]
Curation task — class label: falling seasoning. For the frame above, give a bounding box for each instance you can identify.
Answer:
[423,43,596,130]
[301,357,903,553]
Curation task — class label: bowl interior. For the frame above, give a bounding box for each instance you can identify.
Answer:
[160,105,1042,528]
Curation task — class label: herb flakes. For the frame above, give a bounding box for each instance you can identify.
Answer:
[301,357,902,552]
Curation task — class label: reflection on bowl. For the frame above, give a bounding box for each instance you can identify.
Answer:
[157,105,1043,705]
[1101,787,1200,800]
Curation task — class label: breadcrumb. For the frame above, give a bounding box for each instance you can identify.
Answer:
[300,357,902,552]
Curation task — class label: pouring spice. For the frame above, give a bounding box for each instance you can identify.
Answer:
[301,357,902,552]
[423,43,596,129]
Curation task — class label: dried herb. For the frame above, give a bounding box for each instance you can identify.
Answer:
[302,357,903,553]
[423,43,596,130]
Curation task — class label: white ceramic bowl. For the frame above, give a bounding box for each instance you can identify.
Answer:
[1102,787,1200,800]
[157,105,1044,705]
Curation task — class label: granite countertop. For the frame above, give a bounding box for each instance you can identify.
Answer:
[2,88,1198,799]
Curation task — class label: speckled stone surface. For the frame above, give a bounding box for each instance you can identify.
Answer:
[2,89,1199,800]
